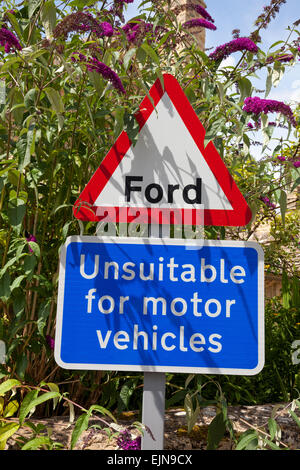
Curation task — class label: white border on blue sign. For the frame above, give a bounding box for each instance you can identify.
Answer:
[54,236,264,376]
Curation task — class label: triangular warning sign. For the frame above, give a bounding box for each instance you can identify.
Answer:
[73,74,252,226]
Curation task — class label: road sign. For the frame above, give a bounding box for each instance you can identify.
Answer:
[73,74,252,227]
[54,236,264,375]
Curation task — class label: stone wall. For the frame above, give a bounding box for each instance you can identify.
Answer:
[170,0,207,51]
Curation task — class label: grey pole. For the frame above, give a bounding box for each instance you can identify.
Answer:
[141,222,170,450]
[141,371,166,450]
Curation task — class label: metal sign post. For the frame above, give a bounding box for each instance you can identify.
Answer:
[141,222,170,450]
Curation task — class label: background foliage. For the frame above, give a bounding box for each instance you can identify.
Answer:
[0,0,299,449]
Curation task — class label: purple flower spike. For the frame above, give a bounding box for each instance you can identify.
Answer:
[117,429,141,450]
[183,18,216,31]
[54,12,114,39]
[190,5,215,23]
[277,155,286,161]
[210,37,258,61]
[293,161,300,168]
[46,335,55,350]
[122,21,157,44]
[72,53,125,94]
[243,96,297,127]
[86,58,125,94]
[25,233,37,253]
[260,196,276,209]
[0,27,22,53]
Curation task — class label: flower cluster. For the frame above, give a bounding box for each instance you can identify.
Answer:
[71,53,125,94]
[209,37,258,61]
[260,196,276,209]
[122,20,154,44]
[53,12,114,39]
[243,96,297,127]
[276,154,300,167]
[266,53,298,64]
[172,3,215,23]
[183,18,216,31]
[114,0,134,3]
[46,335,55,350]
[117,429,141,450]
[254,0,287,30]
[0,27,22,53]
[25,232,37,253]
[187,4,215,23]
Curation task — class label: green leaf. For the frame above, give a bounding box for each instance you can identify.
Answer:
[184,393,200,433]
[114,106,125,138]
[24,88,37,109]
[269,40,285,50]
[3,400,19,418]
[268,417,278,440]
[28,0,42,18]
[216,82,224,105]
[5,12,23,40]
[88,404,116,422]
[19,124,36,171]
[0,379,21,396]
[71,412,89,450]
[37,300,52,336]
[28,241,40,258]
[0,271,11,302]
[118,380,135,412]
[185,374,195,389]
[0,423,19,444]
[41,1,56,39]
[19,389,39,424]
[272,61,285,88]
[264,439,281,450]
[21,436,52,450]
[238,77,252,103]
[44,87,64,114]
[10,275,26,292]
[123,47,137,71]
[236,429,258,450]
[19,390,59,425]
[291,176,300,192]
[16,355,28,380]
[289,409,300,429]
[7,197,26,230]
[279,189,287,227]
[265,67,273,98]
[7,169,24,188]
[0,56,22,72]
[207,412,226,450]
[44,382,59,410]
[44,87,64,130]
[140,43,160,66]
[69,0,95,8]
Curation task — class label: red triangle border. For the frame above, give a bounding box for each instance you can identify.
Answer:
[73,74,252,227]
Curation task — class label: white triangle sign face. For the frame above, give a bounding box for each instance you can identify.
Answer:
[73,74,252,226]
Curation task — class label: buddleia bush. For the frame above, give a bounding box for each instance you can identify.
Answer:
[0,0,299,416]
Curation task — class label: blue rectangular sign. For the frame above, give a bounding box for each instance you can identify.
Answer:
[54,237,264,375]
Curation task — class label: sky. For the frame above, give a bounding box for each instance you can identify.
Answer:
[124,0,300,104]
[123,1,300,159]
